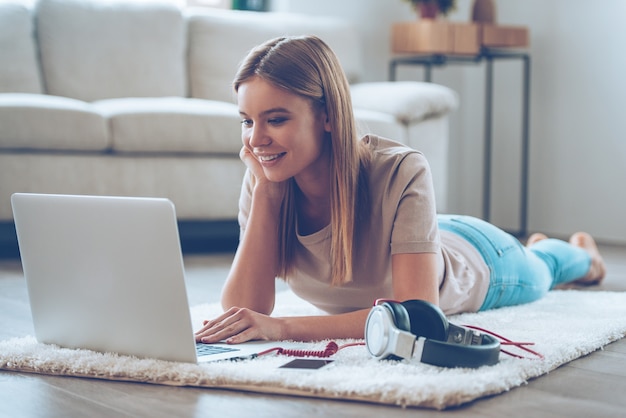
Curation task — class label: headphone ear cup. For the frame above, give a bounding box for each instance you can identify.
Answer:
[381,301,411,332]
[401,300,449,341]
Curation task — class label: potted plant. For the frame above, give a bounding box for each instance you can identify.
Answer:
[403,0,456,19]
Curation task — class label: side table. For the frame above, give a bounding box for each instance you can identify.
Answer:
[389,48,531,237]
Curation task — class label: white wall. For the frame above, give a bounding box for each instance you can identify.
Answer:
[272,0,626,244]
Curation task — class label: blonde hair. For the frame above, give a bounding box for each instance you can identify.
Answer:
[233,35,369,286]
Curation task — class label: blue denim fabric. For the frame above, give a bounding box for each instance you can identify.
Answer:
[438,215,591,311]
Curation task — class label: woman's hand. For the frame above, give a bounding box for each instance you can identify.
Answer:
[239,145,287,205]
[239,145,266,183]
[195,307,286,344]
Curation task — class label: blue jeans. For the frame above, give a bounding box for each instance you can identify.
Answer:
[438,215,592,311]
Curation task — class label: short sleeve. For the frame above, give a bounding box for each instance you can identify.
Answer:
[387,151,440,254]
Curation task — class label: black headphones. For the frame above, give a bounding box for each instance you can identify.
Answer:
[364,299,501,368]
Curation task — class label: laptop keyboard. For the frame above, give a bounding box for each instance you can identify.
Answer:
[196,343,240,356]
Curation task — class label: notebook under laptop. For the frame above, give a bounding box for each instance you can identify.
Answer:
[11,192,301,363]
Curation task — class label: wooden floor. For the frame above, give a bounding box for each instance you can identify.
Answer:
[1,244,626,417]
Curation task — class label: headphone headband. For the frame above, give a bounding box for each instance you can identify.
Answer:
[365,300,500,368]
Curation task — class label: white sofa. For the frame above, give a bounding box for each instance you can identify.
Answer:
[0,0,458,254]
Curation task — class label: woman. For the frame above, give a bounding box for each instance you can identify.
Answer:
[195,35,605,344]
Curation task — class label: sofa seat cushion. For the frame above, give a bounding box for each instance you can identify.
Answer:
[0,93,109,151]
[0,2,43,94]
[350,81,459,125]
[36,0,186,102]
[93,97,242,154]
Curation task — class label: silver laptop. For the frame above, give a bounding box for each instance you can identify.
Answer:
[11,193,301,363]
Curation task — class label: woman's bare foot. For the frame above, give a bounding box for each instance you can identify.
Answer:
[526,233,548,247]
[569,232,606,285]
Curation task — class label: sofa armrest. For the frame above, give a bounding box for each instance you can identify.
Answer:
[350,81,458,125]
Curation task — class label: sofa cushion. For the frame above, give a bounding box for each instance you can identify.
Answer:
[350,81,459,125]
[36,0,186,102]
[186,8,362,103]
[0,2,43,94]
[93,97,242,154]
[0,93,109,151]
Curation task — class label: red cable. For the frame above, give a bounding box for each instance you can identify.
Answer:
[255,327,543,360]
[257,341,364,358]
[464,324,545,359]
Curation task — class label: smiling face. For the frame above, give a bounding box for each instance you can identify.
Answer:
[238,76,331,185]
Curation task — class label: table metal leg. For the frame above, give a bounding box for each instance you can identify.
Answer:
[424,64,432,82]
[389,61,397,81]
[519,56,531,237]
[483,58,494,223]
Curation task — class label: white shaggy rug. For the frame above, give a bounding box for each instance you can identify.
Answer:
[2,290,626,410]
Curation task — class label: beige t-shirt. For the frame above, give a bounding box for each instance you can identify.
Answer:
[238,135,490,315]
